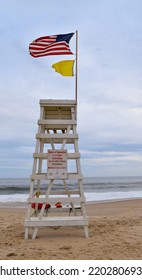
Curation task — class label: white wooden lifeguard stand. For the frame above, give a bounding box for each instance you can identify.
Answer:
[24,99,88,239]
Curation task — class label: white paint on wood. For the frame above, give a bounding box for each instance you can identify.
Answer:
[24,99,88,239]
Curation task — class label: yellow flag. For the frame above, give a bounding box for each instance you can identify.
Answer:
[52,60,74,76]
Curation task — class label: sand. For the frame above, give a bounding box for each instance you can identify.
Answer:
[0,199,142,260]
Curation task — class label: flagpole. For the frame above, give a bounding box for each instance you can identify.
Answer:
[75,30,78,105]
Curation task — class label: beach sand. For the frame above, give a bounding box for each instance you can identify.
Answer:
[0,199,142,260]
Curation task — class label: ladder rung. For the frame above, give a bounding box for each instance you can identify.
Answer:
[43,139,75,144]
[49,190,80,195]
[25,216,88,227]
[27,197,85,204]
[30,173,83,180]
[38,119,76,125]
[36,133,78,139]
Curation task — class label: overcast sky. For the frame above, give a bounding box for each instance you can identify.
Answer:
[1,0,142,178]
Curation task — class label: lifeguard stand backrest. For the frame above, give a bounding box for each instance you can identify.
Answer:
[40,99,76,131]
[45,106,71,120]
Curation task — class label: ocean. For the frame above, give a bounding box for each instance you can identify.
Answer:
[0,176,142,206]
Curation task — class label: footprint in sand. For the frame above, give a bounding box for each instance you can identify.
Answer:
[7,252,17,257]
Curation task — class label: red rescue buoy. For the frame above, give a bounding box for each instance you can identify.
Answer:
[55,202,62,208]
[31,203,51,210]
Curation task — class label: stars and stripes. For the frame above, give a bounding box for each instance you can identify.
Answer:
[29,32,74,58]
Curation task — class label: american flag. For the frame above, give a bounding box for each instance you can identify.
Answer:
[29,32,74,58]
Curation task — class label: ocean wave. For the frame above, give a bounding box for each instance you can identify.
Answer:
[0,177,142,202]
[0,190,142,203]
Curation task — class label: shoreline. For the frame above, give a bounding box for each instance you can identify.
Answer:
[0,197,142,217]
[0,197,141,209]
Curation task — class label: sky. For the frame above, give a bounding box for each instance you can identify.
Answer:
[1,0,142,178]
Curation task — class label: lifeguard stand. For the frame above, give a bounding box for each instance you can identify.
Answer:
[24,99,88,239]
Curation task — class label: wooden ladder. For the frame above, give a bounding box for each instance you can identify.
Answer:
[24,99,89,239]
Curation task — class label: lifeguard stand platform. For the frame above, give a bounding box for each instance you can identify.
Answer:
[24,99,88,239]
